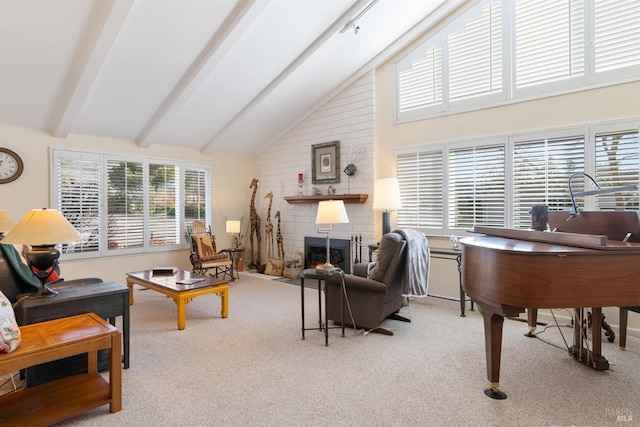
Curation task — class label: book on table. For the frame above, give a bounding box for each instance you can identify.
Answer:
[152,267,177,276]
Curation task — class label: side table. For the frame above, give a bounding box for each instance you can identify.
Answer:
[429,248,474,317]
[300,268,344,346]
[15,280,130,386]
[221,247,244,280]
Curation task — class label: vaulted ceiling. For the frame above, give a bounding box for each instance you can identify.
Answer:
[0,0,465,156]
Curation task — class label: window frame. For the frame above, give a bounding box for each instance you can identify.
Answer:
[395,119,640,237]
[51,149,212,260]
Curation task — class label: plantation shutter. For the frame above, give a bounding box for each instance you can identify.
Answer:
[512,135,585,229]
[514,0,585,88]
[594,0,640,72]
[396,36,443,116]
[594,129,640,210]
[54,151,101,254]
[148,162,180,247]
[106,159,144,251]
[448,144,505,230]
[396,151,443,228]
[448,0,502,102]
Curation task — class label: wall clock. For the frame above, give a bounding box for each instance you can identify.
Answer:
[0,148,24,184]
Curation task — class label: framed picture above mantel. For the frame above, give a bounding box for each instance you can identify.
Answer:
[312,141,340,184]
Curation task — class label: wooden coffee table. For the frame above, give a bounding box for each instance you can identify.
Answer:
[126,269,229,330]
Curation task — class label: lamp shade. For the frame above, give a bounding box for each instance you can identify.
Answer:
[0,210,14,233]
[315,200,349,225]
[2,208,81,245]
[226,220,241,234]
[373,178,402,211]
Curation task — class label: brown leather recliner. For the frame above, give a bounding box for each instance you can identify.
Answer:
[325,232,413,335]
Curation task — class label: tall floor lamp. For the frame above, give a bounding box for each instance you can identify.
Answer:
[2,208,81,298]
[373,178,402,237]
[315,200,349,271]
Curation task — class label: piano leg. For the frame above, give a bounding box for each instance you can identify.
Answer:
[480,303,518,400]
[526,308,537,337]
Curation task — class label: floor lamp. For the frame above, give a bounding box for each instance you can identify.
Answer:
[373,178,402,237]
[2,208,81,298]
[315,200,349,271]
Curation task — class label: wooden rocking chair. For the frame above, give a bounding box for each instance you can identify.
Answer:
[189,221,232,279]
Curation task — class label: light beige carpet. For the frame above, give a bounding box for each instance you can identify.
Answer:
[4,273,639,426]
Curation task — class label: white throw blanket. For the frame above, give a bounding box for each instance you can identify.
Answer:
[393,229,430,297]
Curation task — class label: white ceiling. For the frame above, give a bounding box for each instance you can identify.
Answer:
[0,0,465,156]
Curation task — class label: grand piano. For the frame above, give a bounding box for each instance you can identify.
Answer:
[460,212,640,399]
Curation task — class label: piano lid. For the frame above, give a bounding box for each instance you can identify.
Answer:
[548,210,640,242]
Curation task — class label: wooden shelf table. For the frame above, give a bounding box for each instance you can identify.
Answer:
[0,313,122,426]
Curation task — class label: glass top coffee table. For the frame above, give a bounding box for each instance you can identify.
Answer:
[126,269,229,330]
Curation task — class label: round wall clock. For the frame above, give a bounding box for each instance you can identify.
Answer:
[0,148,24,184]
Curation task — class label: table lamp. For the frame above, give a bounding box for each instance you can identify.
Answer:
[226,220,242,248]
[373,178,402,236]
[0,210,14,238]
[315,200,349,270]
[2,208,81,298]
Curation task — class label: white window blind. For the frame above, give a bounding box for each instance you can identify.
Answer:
[594,128,640,210]
[184,166,211,241]
[448,144,505,230]
[54,151,101,254]
[594,0,640,72]
[107,159,144,251]
[396,39,443,115]
[396,150,444,228]
[52,150,212,259]
[148,162,180,247]
[512,135,585,228]
[449,1,502,101]
[515,0,585,88]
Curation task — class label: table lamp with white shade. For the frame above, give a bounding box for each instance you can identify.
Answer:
[226,220,242,248]
[2,208,81,297]
[373,178,402,237]
[0,210,14,238]
[315,200,349,271]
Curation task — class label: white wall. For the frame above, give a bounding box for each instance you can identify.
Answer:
[0,124,255,283]
[253,71,378,267]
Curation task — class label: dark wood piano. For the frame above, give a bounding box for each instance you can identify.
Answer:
[460,217,640,399]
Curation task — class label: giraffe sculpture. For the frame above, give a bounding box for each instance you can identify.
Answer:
[264,191,274,261]
[249,178,262,267]
[275,210,284,261]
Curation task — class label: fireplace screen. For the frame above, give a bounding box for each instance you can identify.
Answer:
[304,237,351,273]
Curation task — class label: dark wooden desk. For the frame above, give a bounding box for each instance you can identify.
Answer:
[15,281,130,386]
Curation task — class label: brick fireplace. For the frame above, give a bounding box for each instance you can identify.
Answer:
[304,236,351,274]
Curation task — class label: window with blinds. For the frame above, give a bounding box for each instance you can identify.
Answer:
[396,150,444,228]
[148,162,179,247]
[396,39,443,115]
[395,121,638,235]
[52,150,212,258]
[514,0,585,89]
[449,0,503,102]
[54,152,101,254]
[448,144,505,230]
[395,0,639,121]
[512,135,585,229]
[595,129,640,210]
[107,159,144,251]
[594,0,640,73]
[184,166,211,242]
